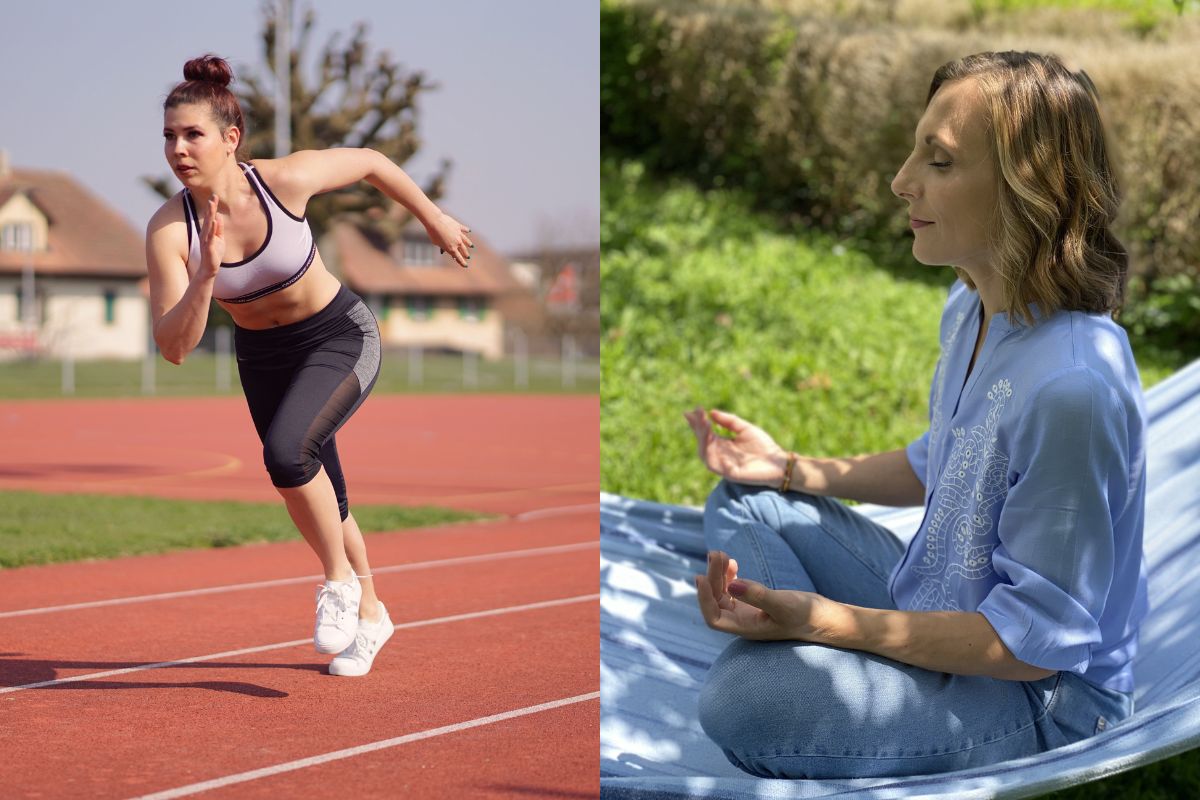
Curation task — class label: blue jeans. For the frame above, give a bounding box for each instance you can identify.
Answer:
[697,479,1134,779]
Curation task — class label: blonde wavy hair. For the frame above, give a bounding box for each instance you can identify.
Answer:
[927,51,1128,325]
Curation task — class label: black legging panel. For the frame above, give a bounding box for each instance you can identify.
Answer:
[233,285,381,521]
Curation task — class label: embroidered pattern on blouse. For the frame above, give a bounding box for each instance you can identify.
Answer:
[912,378,1014,611]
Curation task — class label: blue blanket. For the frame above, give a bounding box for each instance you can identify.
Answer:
[600,358,1200,799]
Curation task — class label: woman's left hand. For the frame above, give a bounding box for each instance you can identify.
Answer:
[425,212,474,268]
[695,550,835,642]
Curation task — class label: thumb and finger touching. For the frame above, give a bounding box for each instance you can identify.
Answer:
[709,408,746,434]
[695,551,779,634]
[728,577,778,613]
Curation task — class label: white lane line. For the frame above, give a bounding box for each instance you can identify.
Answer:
[0,593,599,695]
[514,502,600,521]
[0,541,597,619]
[127,690,601,800]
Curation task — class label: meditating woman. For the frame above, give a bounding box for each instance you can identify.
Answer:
[684,50,1146,778]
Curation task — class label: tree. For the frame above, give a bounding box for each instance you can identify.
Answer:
[144,1,450,245]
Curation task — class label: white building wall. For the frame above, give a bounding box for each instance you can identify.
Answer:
[376,297,503,360]
[0,281,17,323]
[0,278,147,359]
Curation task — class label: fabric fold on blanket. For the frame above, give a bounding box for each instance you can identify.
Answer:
[601,357,1200,799]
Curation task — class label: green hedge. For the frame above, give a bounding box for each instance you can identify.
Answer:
[601,0,1200,353]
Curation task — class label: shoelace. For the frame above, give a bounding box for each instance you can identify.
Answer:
[341,616,387,659]
[358,610,391,648]
[346,629,371,658]
[315,581,354,625]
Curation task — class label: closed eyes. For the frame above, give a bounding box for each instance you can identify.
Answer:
[929,162,952,170]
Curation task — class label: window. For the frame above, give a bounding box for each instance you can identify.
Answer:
[402,238,439,267]
[369,295,390,322]
[457,296,487,322]
[406,295,435,321]
[103,289,117,325]
[1,222,33,252]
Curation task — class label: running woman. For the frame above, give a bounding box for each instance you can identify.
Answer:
[145,54,473,677]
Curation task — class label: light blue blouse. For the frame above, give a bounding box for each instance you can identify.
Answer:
[893,279,1149,694]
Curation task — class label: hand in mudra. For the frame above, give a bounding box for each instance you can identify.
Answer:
[682,406,788,486]
[695,550,829,642]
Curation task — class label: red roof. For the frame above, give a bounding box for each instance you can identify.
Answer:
[0,168,144,278]
[546,262,581,308]
[327,221,517,297]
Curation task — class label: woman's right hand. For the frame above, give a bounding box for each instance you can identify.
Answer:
[198,194,225,280]
[683,407,791,486]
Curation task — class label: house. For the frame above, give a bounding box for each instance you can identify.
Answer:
[0,152,148,360]
[502,246,600,358]
[322,220,521,361]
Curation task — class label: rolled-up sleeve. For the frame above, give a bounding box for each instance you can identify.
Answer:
[977,367,1130,675]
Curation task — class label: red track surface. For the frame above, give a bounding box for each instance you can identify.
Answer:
[0,395,599,799]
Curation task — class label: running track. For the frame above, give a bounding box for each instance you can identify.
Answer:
[0,395,598,799]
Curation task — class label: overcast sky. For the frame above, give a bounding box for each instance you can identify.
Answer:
[0,0,598,257]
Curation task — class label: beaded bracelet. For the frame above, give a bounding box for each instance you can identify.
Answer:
[779,452,797,493]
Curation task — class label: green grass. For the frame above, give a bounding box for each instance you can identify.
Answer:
[0,490,489,569]
[0,351,599,399]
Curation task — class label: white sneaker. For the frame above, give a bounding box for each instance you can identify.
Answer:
[329,602,394,677]
[313,573,362,654]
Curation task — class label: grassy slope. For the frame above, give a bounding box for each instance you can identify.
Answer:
[601,157,1181,506]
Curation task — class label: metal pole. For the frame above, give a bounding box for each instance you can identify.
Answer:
[463,348,477,389]
[19,224,35,328]
[275,0,292,157]
[143,317,156,395]
[143,349,156,395]
[216,326,232,392]
[409,345,423,386]
[514,329,528,389]
[62,350,74,396]
[562,334,576,389]
[18,225,35,363]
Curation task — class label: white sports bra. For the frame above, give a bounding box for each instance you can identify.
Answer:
[183,162,317,304]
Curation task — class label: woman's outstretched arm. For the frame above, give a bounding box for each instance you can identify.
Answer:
[268,148,473,267]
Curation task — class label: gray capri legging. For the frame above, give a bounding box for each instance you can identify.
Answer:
[233,284,382,521]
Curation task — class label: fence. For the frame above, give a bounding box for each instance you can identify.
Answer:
[0,328,599,399]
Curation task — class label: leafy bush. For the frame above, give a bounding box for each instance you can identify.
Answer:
[601,0,1200,355]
